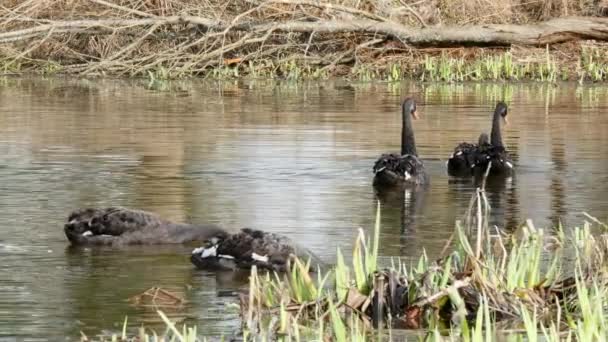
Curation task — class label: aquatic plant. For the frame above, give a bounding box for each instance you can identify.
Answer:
[87,172,608,341]
[82,313,198,342]
[237,176,608,340]
[89,210,608,341]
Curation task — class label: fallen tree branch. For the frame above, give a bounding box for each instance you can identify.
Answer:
[82,22,162,74]
[411,278,471,308]
[0,18,164,43]
[2,15,608,46]
[237,16,608,46]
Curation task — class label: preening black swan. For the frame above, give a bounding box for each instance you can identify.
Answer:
[64,207,228,246]
[447,102,513,177]
[446,133,487,176]
[191,228,323,273]
[372,97,427,188]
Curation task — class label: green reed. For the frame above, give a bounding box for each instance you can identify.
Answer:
[88,187,608,341]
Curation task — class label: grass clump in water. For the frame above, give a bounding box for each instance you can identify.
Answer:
[82,313,198,342]
[239,182,608,341]
[90,213,608,341]
[88,177,608,341]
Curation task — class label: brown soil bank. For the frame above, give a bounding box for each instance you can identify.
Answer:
[2,0,608,81]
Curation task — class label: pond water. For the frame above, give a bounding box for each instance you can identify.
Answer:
[0,77,607,340]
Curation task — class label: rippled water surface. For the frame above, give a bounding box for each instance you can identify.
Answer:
[1,77,607,339]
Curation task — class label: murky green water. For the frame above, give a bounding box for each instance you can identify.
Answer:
[0,77,607,340]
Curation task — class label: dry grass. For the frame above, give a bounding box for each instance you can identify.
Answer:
[0,0,607,79]
[2,0,596,27]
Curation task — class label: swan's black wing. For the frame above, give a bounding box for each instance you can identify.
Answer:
[373,153,426,187]
[447,142,479,176]
[474,145,514,176]
[191,228,323,272]
[222,229,295,270]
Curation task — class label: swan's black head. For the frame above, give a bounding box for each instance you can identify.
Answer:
[495,101,508,124]
[64,208,112,239]
[402,97,418,120]
[64,208,97,235]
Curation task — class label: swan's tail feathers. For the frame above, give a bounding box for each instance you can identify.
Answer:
[373,153,424,186]
[475,145,514,176]
[447,142,479,177]
[373,168,402,188]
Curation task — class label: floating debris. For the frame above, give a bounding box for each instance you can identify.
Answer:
[128,287,186,309]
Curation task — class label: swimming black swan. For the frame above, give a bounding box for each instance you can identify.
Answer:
[447,102,513,177]
[372,97,427,188]
[64,207,229,246]
[191,228,324,273]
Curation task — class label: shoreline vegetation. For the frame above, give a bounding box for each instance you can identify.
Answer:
[2,0,608,82]
[90,184,608,342]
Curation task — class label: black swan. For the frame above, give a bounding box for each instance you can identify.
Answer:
[191,228,324,273]
[447,101,513,177]
[372,97,427,188]
[64,207,229,246]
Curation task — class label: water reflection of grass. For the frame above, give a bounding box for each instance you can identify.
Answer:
[93,187,608,342]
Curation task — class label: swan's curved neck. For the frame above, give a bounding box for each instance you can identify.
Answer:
[401,101,417,156]
[490,109,503,147]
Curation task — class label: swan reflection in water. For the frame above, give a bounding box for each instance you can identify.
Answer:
[375,184,428,236]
